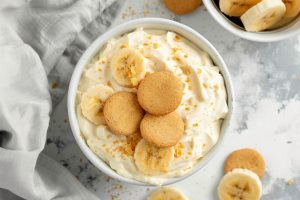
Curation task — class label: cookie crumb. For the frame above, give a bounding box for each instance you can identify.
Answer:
[174,35,181,41]
[185,77,191,83]
[122,13,127,19]
[153,43,159,49]
[51,80,58,89]
[287,179,294,185]
[120,44,128,49]
[197,68,202,74]
[112,183,123,190]
[173,56,181,62]
[174,143,184,158]
[143,10,150,16]
[214,85,219,91]
[181,66,191,75]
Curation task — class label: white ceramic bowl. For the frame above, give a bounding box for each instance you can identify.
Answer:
[68,18,234,186]
[203,0,300,42]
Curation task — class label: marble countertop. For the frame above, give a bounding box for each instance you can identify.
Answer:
[44,0,300,199]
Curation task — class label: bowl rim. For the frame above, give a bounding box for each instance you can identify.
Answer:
[67,17,235,186]
[202,0,300,42]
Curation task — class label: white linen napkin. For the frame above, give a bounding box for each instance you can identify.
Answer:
[0,0,124,199]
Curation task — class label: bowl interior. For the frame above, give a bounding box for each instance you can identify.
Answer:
[67,18,234,186]
[203,0,300,42]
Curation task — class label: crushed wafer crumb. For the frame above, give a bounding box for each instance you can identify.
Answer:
[213,85,219,91]
[172,47,181,54]
[173,56,181,62]
[174,143,184,158]
[287,179,294,185]
[99,58,107,64]
[51,80,58,89]
[139,49,145,56]
[143,10,150,16]
[120,44,128,49]
[112,183,123,190]
[174,35,181,41]
[185,77,191,83]
[131,11,136,16]
[112,133,142,157]
[122,13,127,19]
[181,66,191,75]
[197,68,202,74]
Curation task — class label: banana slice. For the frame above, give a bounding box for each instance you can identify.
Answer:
[283,0,300,18]
[147,187,188,200]
[270,16,295,29]
[218,168,262,200]
[240,0,286,32]
[80,85,114,125]
[110,48,146,87]
[270,0,300,29]
[134,139,174,175]
[219,0,262,17]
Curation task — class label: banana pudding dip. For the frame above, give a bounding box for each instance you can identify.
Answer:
[76,28,228,185]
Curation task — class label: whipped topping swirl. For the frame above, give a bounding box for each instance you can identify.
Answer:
[76,28,228,185]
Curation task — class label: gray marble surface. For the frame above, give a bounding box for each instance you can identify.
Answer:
[44,0,300,199]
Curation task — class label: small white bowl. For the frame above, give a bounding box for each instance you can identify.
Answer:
[203,0,300,42]
[67,18,234,186]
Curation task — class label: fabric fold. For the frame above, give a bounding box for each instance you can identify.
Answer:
[0,0,124,199]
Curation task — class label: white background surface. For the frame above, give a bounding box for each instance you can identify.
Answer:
[45,0,300,199]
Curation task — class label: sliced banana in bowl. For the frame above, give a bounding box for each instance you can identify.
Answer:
[80,85,114,125]
[134,139,175,176]
[283,0,300,18]
[270,0,300,29]
[219,0,262,17]
[204,0,300,41]
[110,48,146,87]
[241,0,286,32]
